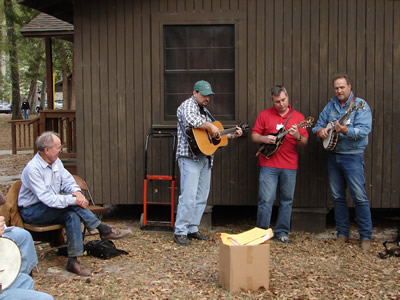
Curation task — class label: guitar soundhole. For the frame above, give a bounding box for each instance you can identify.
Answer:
[212,138,221,146]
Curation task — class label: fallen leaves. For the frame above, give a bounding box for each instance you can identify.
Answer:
[25,220,400,300]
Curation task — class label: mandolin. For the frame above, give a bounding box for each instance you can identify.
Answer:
[256,116,314,159]
[186,121,249,156]
[322,100,365,151]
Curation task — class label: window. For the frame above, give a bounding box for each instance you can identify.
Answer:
[164,25,235,121]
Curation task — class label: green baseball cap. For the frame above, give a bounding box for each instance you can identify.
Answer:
[193,80,215,96]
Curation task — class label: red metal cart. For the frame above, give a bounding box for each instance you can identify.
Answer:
[140,131,176,230]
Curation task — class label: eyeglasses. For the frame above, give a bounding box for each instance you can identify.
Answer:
[48,146,63,153]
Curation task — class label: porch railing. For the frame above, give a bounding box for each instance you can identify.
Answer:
[9,119,35,153]
[9,110,76,157]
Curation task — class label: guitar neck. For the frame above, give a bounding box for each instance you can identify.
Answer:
[220,127,237,136]
[338,110,352,125]
[277,123,304,139]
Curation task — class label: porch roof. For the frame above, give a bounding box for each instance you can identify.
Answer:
[20,12,73,42]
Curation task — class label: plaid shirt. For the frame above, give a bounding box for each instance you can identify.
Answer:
[176,96,214,166]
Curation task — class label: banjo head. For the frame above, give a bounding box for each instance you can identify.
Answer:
[0,236,22,291]
[322,122,335,149]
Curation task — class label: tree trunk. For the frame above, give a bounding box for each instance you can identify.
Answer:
[58,41,70,109]
[27,40,44,115]
[4,0,22,120]
[28,79,37,114]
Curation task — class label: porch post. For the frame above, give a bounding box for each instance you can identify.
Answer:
[45,37,54,110]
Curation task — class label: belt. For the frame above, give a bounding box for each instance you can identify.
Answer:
[18,202,40,210]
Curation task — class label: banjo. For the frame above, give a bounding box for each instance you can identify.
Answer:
[0,236,22,292]
[323,100,365,151]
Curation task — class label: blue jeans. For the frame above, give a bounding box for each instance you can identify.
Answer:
[23,109,29,120]
[4,227,38,274]
[20,202,101,257]
[328,153,372,240]
[174,156,211,235]
[256,166,297,238]
[0,273,53,300]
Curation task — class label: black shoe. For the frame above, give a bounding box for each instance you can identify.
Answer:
[276,236,291,243]
[174,234,190,246]
[187,231,209,241]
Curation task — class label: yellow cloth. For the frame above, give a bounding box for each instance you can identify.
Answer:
[218,227,273,245]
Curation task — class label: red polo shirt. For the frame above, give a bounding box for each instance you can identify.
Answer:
[252,106,308,170]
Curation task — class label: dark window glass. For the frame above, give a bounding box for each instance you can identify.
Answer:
[164,25,235,121]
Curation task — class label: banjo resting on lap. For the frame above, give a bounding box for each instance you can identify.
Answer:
[0,236,22,292]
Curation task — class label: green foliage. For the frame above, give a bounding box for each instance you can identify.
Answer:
[53,39,73,83]
[0,0,73,101]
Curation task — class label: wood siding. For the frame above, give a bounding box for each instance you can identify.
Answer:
[74,0,400,209]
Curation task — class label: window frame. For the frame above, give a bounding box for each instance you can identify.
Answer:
[163,24,236,122]
[151,14,244,129]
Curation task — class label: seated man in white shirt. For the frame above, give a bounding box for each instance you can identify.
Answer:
[18,132,132,276]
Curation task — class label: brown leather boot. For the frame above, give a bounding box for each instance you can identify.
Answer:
[66,260,91,276]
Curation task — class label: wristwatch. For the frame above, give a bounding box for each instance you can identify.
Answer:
[296,136,301,142]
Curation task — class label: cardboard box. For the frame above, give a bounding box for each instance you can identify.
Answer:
[218,240,270,292]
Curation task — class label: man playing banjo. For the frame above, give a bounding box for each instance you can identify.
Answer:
[313,73,373,251]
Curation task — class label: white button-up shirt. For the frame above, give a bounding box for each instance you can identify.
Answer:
[18,153,80,208]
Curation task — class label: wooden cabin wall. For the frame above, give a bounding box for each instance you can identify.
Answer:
[73,0,400,209]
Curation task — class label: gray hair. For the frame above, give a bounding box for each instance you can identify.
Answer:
[36,131,60,151]
[332,73,352,85]
[270,85,288,98]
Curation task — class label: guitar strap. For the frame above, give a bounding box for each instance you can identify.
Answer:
[282,110,293,129]
[339,95,356,124]
[200,105,216,122]
[347,95,356,112]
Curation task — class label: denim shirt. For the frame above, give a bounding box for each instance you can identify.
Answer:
[18,153,80,208]
[312,92,372,154]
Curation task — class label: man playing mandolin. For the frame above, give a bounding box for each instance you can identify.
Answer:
[313,73,373,251]
[174,80,242,246]
[252,85,309,243]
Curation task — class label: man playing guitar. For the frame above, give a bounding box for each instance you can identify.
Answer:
[174,80,243,246]
[251,85,309,243]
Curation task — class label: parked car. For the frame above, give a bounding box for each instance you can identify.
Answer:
[55,99,63,109]
[0,101,12,114]
[35,100,63,112]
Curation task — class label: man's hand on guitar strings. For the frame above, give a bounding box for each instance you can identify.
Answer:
[264,135,277,144]
[317,127,331,139]
[204,122,220,139]
[229,126,243,139]
[334,121,348,135]
[288,124,301,140]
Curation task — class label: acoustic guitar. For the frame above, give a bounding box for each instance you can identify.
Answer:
[255,116,314,159]
[186,121,249,156]
[322,100,365,151]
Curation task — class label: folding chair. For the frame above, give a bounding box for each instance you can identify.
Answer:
[1,180,65,247]
[72,175,109,238]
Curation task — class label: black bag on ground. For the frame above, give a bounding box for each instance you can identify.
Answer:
[84,240,128,259]
[378,222,400,259]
